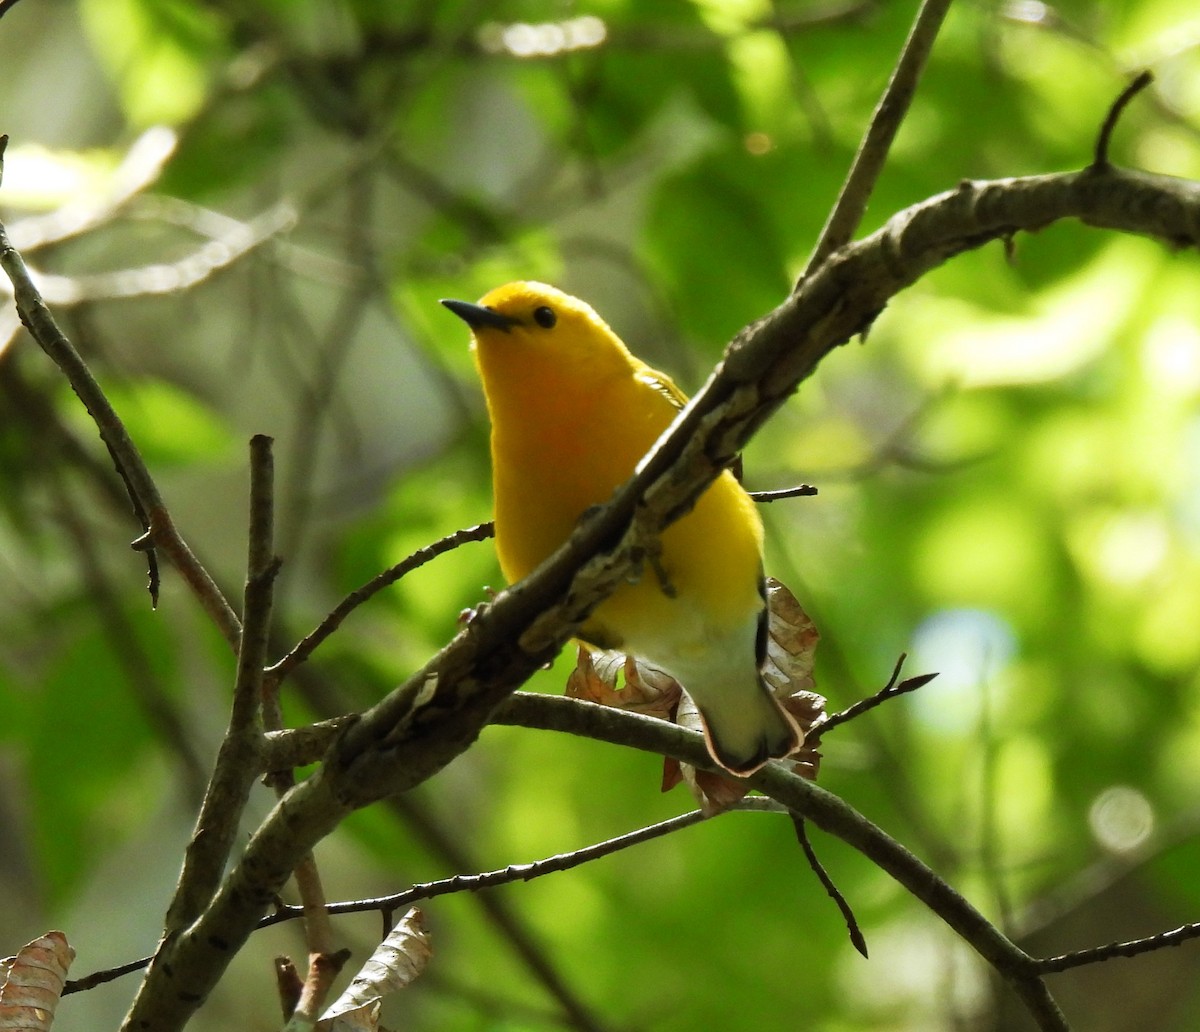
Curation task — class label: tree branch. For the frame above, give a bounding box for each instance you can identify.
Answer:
[380,793,610,1032]
[265,521,495,687]
[1093,70,1154,169]
[1035,922,1200,974]
[816,652,937,736]
[801,0,954,276]
[0,220,243,648]
[498,694,1067,1029]
[119,162,1200,1030]
[138,437,278,1009]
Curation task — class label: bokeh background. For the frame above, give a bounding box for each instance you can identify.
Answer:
[2,1,1200,1029]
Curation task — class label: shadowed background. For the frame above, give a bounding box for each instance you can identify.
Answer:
[1,1,1199,1029]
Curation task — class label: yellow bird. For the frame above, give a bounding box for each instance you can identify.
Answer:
[443,282,800,775]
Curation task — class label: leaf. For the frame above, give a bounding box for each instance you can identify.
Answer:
[566,646,681,722]
[320,908,432,1029]
[761,578,819,692]
[0,930,75,1032]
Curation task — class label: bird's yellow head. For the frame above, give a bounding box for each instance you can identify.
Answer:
[441,281,639,386]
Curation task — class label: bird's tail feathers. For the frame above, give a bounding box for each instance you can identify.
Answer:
[696,681,803,777]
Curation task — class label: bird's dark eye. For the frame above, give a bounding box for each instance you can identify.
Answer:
[532,305,557,329]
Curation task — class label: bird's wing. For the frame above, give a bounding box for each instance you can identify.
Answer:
[635,368,687,411]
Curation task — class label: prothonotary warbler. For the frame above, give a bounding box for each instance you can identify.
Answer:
[443,282,801,776]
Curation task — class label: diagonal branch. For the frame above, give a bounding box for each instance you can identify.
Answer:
[0,220,243,648]
[801,0,954,276]
[266,521,496,687]
[500,694,1066,1030]
[2,202,296,306]
[118,162,1200,1032]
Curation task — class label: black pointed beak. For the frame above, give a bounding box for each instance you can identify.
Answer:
[441,298,518,332]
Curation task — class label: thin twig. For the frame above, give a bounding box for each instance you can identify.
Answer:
[277,806,713,926]
[793,816,868,957]
[263,711,338,974]
[816,653,938,736]
[800,0,954,277]
[383,793,612,1032]
[69,802,749,993]
[265,521,495,686]
[72,811,720,993]
[72,770,1131,1019]
[250,424,337,1017]
[160,436,278,935]
[65,956,153,996]
[237,434,279,724]
[500,694,1067,1029]
[0,221,243,648]
[1092,70,1154,169]
[1036,921,1200,974]
[749,483,819,503]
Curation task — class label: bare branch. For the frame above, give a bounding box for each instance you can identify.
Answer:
[0,220,243,647]
[120,163,1200,1030]
[268,806,715,927]
[500,694,1067,1030]
[262,717,354,770]
[817,653,938,736]
[382,792,611,1032]
[65,956,153,997]
[256,435,339,996]
[266,521,495,687]
[793,816,868,957]
[1093,70,1154,169]
[69,798,762,996]
[1036,922,1200,974]
[749,483,819,503]
[161,436,277,935]
[801,0,954,276]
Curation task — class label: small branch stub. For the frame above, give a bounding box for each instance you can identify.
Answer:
[1093,70,1154,170]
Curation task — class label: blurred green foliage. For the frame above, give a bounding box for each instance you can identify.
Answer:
[2,0,1200,1029]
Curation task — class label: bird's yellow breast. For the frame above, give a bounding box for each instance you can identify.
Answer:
[449,281,795,775]
[472,291,763,645]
